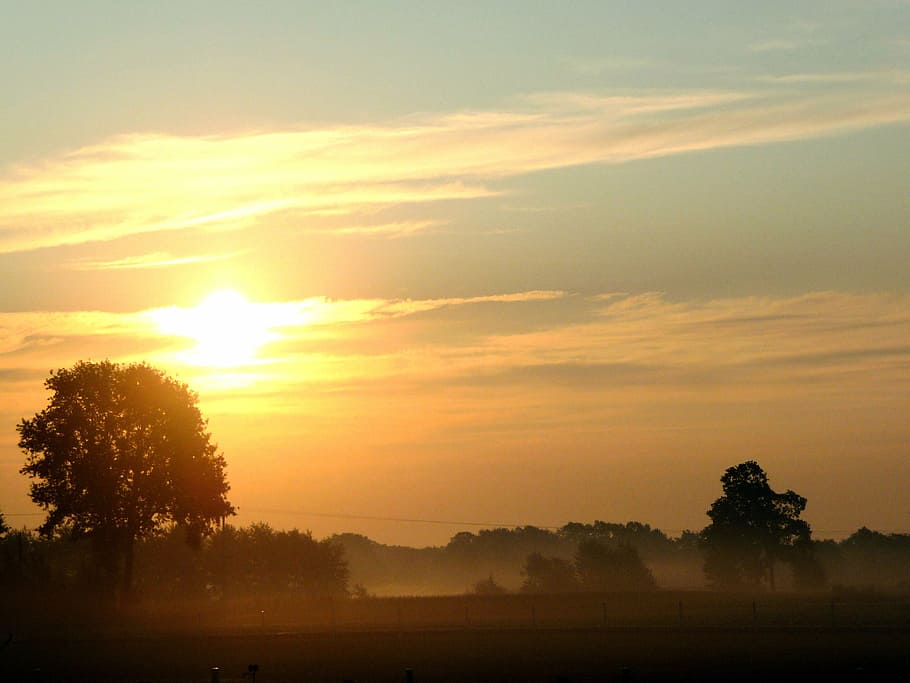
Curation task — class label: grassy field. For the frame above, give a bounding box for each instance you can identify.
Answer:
[3,592,909,681]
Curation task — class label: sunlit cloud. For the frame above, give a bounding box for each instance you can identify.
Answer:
[3,290,908,416]
[2,80,910,255]
[306,220,442,238]
[67,250,244,271]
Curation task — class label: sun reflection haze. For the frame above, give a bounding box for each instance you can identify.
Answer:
[149,289,297,368]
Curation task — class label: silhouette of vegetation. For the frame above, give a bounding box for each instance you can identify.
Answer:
[701,461,815,590]
[0,521,349,600]
[561,521,675,557]
[520,552,579,593]
[0,509,7,536]
[472,574,507,595]
[574,539,656,591]
[820,527,910,590]
[204,523,348,598]
[17,360,234,597]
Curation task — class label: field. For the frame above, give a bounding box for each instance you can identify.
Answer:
[3,592,909,682]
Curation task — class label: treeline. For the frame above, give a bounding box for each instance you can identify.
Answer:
[2,516,910,600]
[334,522,910,596]
[335,523,696,595]
[0,522,348,600]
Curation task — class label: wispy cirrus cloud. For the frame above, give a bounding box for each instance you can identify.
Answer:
[747,38,823,53]
[304,220,443,238]
[66,250,244,271]
[2,80,910,255]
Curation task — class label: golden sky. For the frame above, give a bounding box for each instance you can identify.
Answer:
[1,2,909,545]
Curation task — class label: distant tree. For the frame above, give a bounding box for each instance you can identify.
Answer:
[788,540,827,590]
[561,521,674,558]
[206,523,349,598]
[473,574,507,595]
[675,530,702,554]
[350,582,371,599]
[0,509,7,536]
[833,527,910,589]
[574,540,657,591]
[520,552,578,593]
[701,461,811,590]
[17,360,234,596]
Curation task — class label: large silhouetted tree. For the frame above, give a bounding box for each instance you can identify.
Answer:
[17,360,234,596]
[701,461,811,590]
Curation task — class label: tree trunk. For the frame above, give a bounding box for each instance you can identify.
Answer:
[121,535,135,600]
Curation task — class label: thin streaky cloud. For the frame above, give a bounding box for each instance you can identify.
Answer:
[67,250,244,271]
[306,220,442,238]
[2,292,909,423]
[747,38,825,53]
[758,70,910,84]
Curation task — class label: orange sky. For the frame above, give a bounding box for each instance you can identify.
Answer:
[2,2,909,545]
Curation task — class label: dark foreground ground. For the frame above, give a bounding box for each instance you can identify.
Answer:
[3,625,910,683]
[3,592,909,682]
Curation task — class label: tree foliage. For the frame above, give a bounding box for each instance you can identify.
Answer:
[561,521,674,558]
[520,552,579,593]
[574,540,656,591]
[17,360,234,594]
[473,574,507,595]
[701,461,812,589]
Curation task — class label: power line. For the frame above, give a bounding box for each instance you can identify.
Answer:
[3,512,43,517]
[241,508,564,530]
[7,508,910,537]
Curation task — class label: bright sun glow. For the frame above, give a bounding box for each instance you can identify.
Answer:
[150,289,287,368]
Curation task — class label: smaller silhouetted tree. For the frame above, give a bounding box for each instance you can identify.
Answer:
[0,510,7,537]
[520,552,578,593]
[574,540,657,591]
[473,574,507,595]
[701,461,811,590]
[788,539,827,590]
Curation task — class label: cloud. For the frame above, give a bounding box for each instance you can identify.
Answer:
[748,39,821,53]
[304,220,442,238]
[560,56,656,76]
[757,70,910,85]
[2,79,910,255]
[66,250,244,271]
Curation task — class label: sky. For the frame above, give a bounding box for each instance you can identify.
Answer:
[1,1,909,546]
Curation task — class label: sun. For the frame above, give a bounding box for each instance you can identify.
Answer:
[150,289,279,368]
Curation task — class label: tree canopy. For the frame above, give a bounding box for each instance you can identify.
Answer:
[17,360,234,594]
[520,552,578,593]
[701,460,812,589]
[574,540,656,591]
